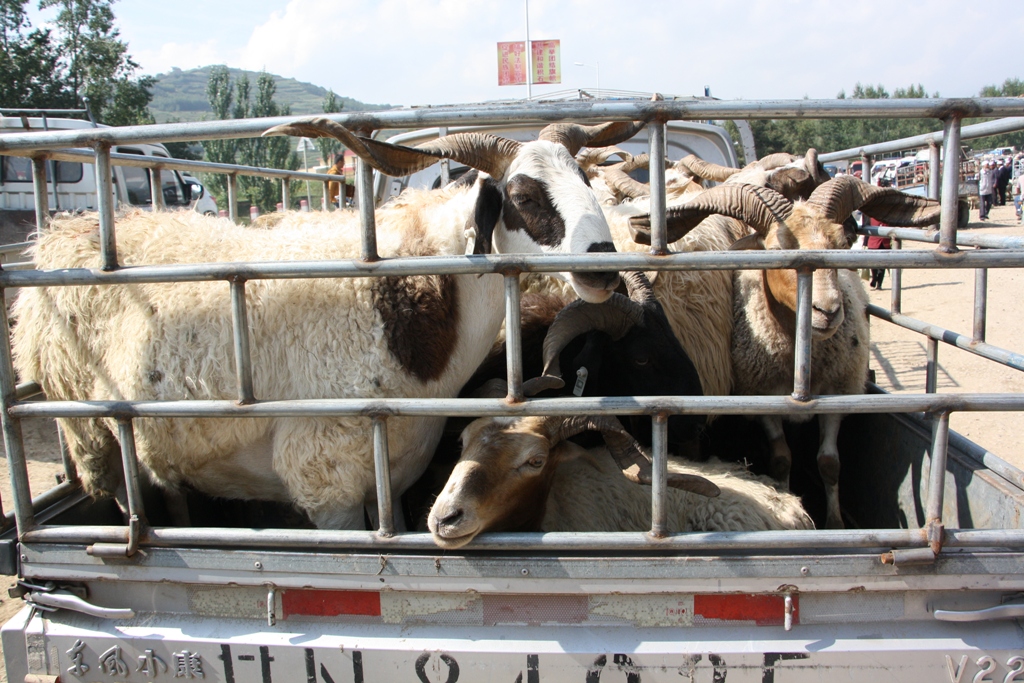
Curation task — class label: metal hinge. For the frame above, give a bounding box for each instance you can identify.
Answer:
[17,580,134,619]
[934,601,1024,622]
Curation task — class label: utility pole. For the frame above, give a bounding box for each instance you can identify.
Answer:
[524,0,532,100]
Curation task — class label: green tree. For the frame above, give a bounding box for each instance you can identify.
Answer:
[201,67,299,213]
[39,0,152,121]
[316,89,344,165]
[971,79,1024,152]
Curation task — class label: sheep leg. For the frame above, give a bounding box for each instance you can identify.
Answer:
[817,413,844,529]
[162,489,191,527]
[761,415,792,490]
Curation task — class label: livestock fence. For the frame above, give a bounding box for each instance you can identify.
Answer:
[1,98,1024,564]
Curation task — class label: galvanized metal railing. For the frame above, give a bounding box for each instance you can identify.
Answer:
[2,98,1024,558]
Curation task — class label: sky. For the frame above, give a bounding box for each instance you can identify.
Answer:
[28,0,1024,107]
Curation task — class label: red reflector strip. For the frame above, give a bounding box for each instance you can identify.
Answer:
[281,590,381,618]
[694,594,797,626]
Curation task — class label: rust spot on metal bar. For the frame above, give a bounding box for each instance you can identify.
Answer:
[926,99,985,120]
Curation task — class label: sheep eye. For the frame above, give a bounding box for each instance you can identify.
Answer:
[510,194,533,207]
[634,356,650,366]
[526,456,545,468]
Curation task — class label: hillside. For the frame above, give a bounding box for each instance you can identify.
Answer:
[149,66,391,123]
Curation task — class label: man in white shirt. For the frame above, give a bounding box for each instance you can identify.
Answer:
[978,160,996,220]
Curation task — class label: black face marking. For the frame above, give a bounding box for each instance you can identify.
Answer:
[471,177,503,255]
[502,175,566,247]
[586,242,615,253]
[373,271,459,383]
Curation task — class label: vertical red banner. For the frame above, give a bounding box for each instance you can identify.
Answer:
[497,41,527,86]
[531,39,561,85]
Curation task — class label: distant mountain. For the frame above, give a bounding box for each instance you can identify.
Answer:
[148,66,391,123]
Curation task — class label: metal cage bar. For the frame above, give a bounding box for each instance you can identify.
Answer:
[648,121,668,253]
[226,173,239,223]
[4,97,1024,555]
[30,156,49,232]
[372,417,394,537]
[938,116,962,253]
[926,338,939,394]
[0,288,36,533]
[322,180,332,211]
[868,305,1024,373]
[928,139,941,204]
[7,250,1024,291]
[115,418,146,526]
[504,274,524,402]
[230,279,255,404]
[890,238,902,314]
[974,263,988,343]
[792,269,814,400]
[281,177,291,211]
[93,143,118,270]
[149,168,165,212]
[5,99,1023,153]
[356,158,377,261]
[650,414,669,538]
[20,523,1024,552]
[926,411,952,551]
[12,392,1024,421]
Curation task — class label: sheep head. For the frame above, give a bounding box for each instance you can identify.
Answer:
[264,118,646,303]
[521,272,706,448]
[629,176,941,340]
[427,414,719,549]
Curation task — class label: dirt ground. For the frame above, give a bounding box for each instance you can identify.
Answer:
[0,202,1022,681]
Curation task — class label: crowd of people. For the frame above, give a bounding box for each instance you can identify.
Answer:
[978,153,1023,222]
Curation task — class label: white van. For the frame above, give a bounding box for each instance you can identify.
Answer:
[0,116,217,243]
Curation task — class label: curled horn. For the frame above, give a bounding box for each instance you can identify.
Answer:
[576,147,633,174]
[805,175,941,226]
[544,415,720,496]
[629,183,793,245]
[805,148,831,186]
[521,292,645,396]
[675,154,740,182]
[538,121,647,157]
[602,154,657,199]
[264,116,521,179]
[753,152,800,171]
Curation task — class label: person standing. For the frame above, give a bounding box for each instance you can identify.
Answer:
[996,158,1013,206]
[978,160,996,220]
[1014,171,1024,223]
[862,218,892,290]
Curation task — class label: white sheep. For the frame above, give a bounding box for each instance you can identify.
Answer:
[426,414,812,549]
[629,176,942,529]
[11,117,643,530]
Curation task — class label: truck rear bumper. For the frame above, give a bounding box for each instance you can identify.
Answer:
[5,606,1023,683]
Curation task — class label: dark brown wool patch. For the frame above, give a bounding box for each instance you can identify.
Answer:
[502,175,565,247]
[373,273,459,383]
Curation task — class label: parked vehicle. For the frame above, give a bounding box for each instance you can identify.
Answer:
[1,102,1023,683]
[1,116,216,243]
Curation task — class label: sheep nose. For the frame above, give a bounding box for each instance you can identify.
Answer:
[813,304,841,327]
[573,270,620,291]
[439,508,464,527]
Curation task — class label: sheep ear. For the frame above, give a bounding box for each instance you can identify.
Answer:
[471,178,503,255]
[729,233,765,251]
[766,167,814,202]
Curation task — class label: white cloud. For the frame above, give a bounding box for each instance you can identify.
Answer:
[81,0,1024,105]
